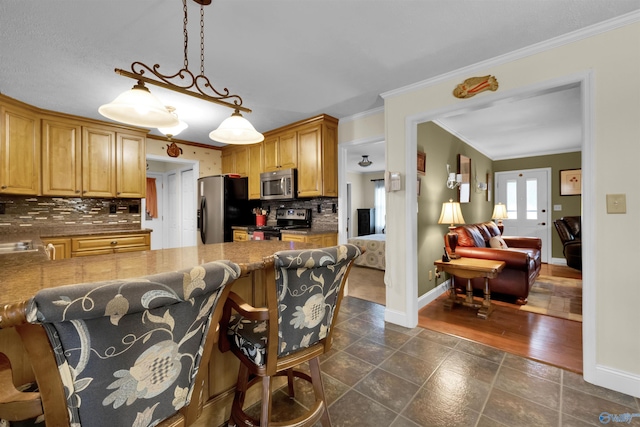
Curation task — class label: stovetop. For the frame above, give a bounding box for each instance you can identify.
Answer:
[248,208,312,233]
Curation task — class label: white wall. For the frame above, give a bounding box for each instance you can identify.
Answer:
[340,16,640,397]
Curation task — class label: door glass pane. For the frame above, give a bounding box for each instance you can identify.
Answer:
[526,179,538,220]
[506,180,517,219]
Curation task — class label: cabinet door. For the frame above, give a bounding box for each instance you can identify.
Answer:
[42,238,71,260]
[234,146,249,176]
[42,118,82,196]
[117,132,146,198]
[263,135,279,172]
[321,122,338,197]
[296,124,322,198]
[322,234,338,247]
[82,126,116,197]
[221,149,234,174]
[248,143,262,199]
[277,131,297,170]
[280,233,307,243]
[0,103,40,195]
[233,229,248,242]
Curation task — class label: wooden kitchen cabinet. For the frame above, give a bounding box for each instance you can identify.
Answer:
[280,232,337,247]
[233,229,249,242]
[248,143,262,199]
[221,145,249,176]
[0,97,40,195]
[116,132,146,198]
[263,130,297,172]
[42,237,71,260]
[42,117,83,196]
[262,114,338,197]
[71,233,150,257]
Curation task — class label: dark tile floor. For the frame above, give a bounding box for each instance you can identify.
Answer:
[242,296,640,427]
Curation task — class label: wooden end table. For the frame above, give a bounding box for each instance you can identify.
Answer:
[434,258,505,319]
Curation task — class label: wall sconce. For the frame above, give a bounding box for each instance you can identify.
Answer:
[446,164,462,189]
[492,202,508,233]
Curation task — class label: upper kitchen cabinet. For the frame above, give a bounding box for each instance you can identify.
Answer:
[116,132,146,198]
[82,125,117,198]
[247,143,263,200]
[261,114,338,198]
[221,145,249,176]
[0,98,41,195]
[42,117,83,196]
[263,130,297,172]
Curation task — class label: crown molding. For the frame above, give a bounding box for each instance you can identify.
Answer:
[381,10,640,100]
[339,106,384,124]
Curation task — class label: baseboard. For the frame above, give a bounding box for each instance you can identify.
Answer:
[587,364,640,398]
[550,257,568,266]
[418,279,450,310]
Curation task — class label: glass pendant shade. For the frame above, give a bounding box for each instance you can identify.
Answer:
[158,107,188,137]
[99,82,180,128]
[209,110,264,145]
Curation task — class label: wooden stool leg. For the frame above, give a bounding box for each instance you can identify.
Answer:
[286,368,295,398]
[260,375,272,426]
[230,364,250,426]
[309,357,331,427]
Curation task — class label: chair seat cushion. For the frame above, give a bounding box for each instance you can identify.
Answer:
[227,314,268,366]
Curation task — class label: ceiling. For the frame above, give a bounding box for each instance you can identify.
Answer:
[1,1,638,173]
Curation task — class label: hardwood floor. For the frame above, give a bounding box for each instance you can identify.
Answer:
[418,264,584,374]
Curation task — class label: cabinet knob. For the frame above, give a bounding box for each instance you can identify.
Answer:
[111,241,118,245]
[117,192,121,195]
[0,185,6,189]
[75,190,80,194]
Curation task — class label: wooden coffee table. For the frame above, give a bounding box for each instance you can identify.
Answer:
[434,257,505,319]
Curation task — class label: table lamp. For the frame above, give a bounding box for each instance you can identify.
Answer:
[438,199,465,259]
[492,203,508,234]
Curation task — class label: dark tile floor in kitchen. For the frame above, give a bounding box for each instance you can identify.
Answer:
[237,296,640,427]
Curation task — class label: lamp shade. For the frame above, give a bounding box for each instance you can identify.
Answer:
[158,107,188,137]
[99,82,180,128]
[492,203,508,220]
[438,199,465,226]
[209,110,264,145]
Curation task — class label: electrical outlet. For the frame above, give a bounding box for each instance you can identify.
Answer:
[317,204,322,213]
[332,203,337,213]
[109,203,117,214]
[0,203,4,214]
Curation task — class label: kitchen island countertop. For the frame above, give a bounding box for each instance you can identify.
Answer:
[1,240,315,328]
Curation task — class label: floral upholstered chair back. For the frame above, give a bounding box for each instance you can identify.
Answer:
[25,260,241,427]
[273,244,361,357]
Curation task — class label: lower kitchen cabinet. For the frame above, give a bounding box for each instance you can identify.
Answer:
[42,237,71,260]
[70,233,150,257]
[233,229,249,242]
[280,232,337,247]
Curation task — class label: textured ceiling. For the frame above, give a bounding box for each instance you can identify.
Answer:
[1,1,638,173]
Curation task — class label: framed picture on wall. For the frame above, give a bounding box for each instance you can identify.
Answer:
[417,151,426,175]
[560,169,581,196]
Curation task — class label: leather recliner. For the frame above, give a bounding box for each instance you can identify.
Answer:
[444,221,542,305]
[553,216,582,271]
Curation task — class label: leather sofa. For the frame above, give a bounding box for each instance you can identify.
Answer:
[444,221,542,305]
[553,216,582,271]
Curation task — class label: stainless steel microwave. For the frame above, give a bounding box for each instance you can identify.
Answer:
[260,168,297,200]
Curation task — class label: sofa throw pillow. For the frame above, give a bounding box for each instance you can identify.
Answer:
[489,236,508,249]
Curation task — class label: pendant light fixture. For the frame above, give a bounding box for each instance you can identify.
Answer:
[99,0,263,144]
[157,107,188,139]
[358,155,373,167]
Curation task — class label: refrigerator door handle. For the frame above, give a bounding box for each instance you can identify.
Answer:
[200,196,207,244]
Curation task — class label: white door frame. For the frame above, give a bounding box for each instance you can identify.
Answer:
[404,70,595,388]
[142,154,199,249]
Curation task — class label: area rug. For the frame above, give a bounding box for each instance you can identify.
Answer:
[519,275,582,321]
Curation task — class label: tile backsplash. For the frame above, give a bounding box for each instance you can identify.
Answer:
[0,196,142,235]
[260,197,339,228]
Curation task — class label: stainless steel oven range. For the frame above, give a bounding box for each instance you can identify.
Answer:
[247,208,311,240]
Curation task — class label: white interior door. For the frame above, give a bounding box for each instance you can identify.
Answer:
[495,168,551,263]
[142,173,164,250]
[180,168,196,247]
[166,171,180,248]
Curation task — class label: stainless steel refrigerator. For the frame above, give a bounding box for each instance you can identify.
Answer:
[197,175,255,244]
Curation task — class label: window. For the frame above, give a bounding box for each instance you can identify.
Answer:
[374,180,386,233]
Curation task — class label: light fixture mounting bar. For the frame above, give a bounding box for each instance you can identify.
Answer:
[114,66,252,114]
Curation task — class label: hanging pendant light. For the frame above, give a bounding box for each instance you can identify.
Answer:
[358,155,373,167]
[158,106,188,138]
[99,0,261,144]
[99,81,179,128]
[209,109,264,144]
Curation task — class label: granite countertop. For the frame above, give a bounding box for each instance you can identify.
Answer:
[1,241,315,326]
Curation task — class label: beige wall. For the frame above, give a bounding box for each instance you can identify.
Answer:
[342,20,640,395]
[146,137,222,177]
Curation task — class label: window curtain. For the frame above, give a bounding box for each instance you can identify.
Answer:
[373,180,386,233]
[146,178,158,218]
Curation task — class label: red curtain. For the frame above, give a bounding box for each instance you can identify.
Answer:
[146,178,158,218]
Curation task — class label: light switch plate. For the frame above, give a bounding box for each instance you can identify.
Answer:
[606,194,626,214]
[553,204,562,211]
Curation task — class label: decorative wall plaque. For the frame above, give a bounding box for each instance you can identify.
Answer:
[166,142,183,158]
[453,75,499,99]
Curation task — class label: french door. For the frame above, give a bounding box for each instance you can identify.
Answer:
[495,168,551,263]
